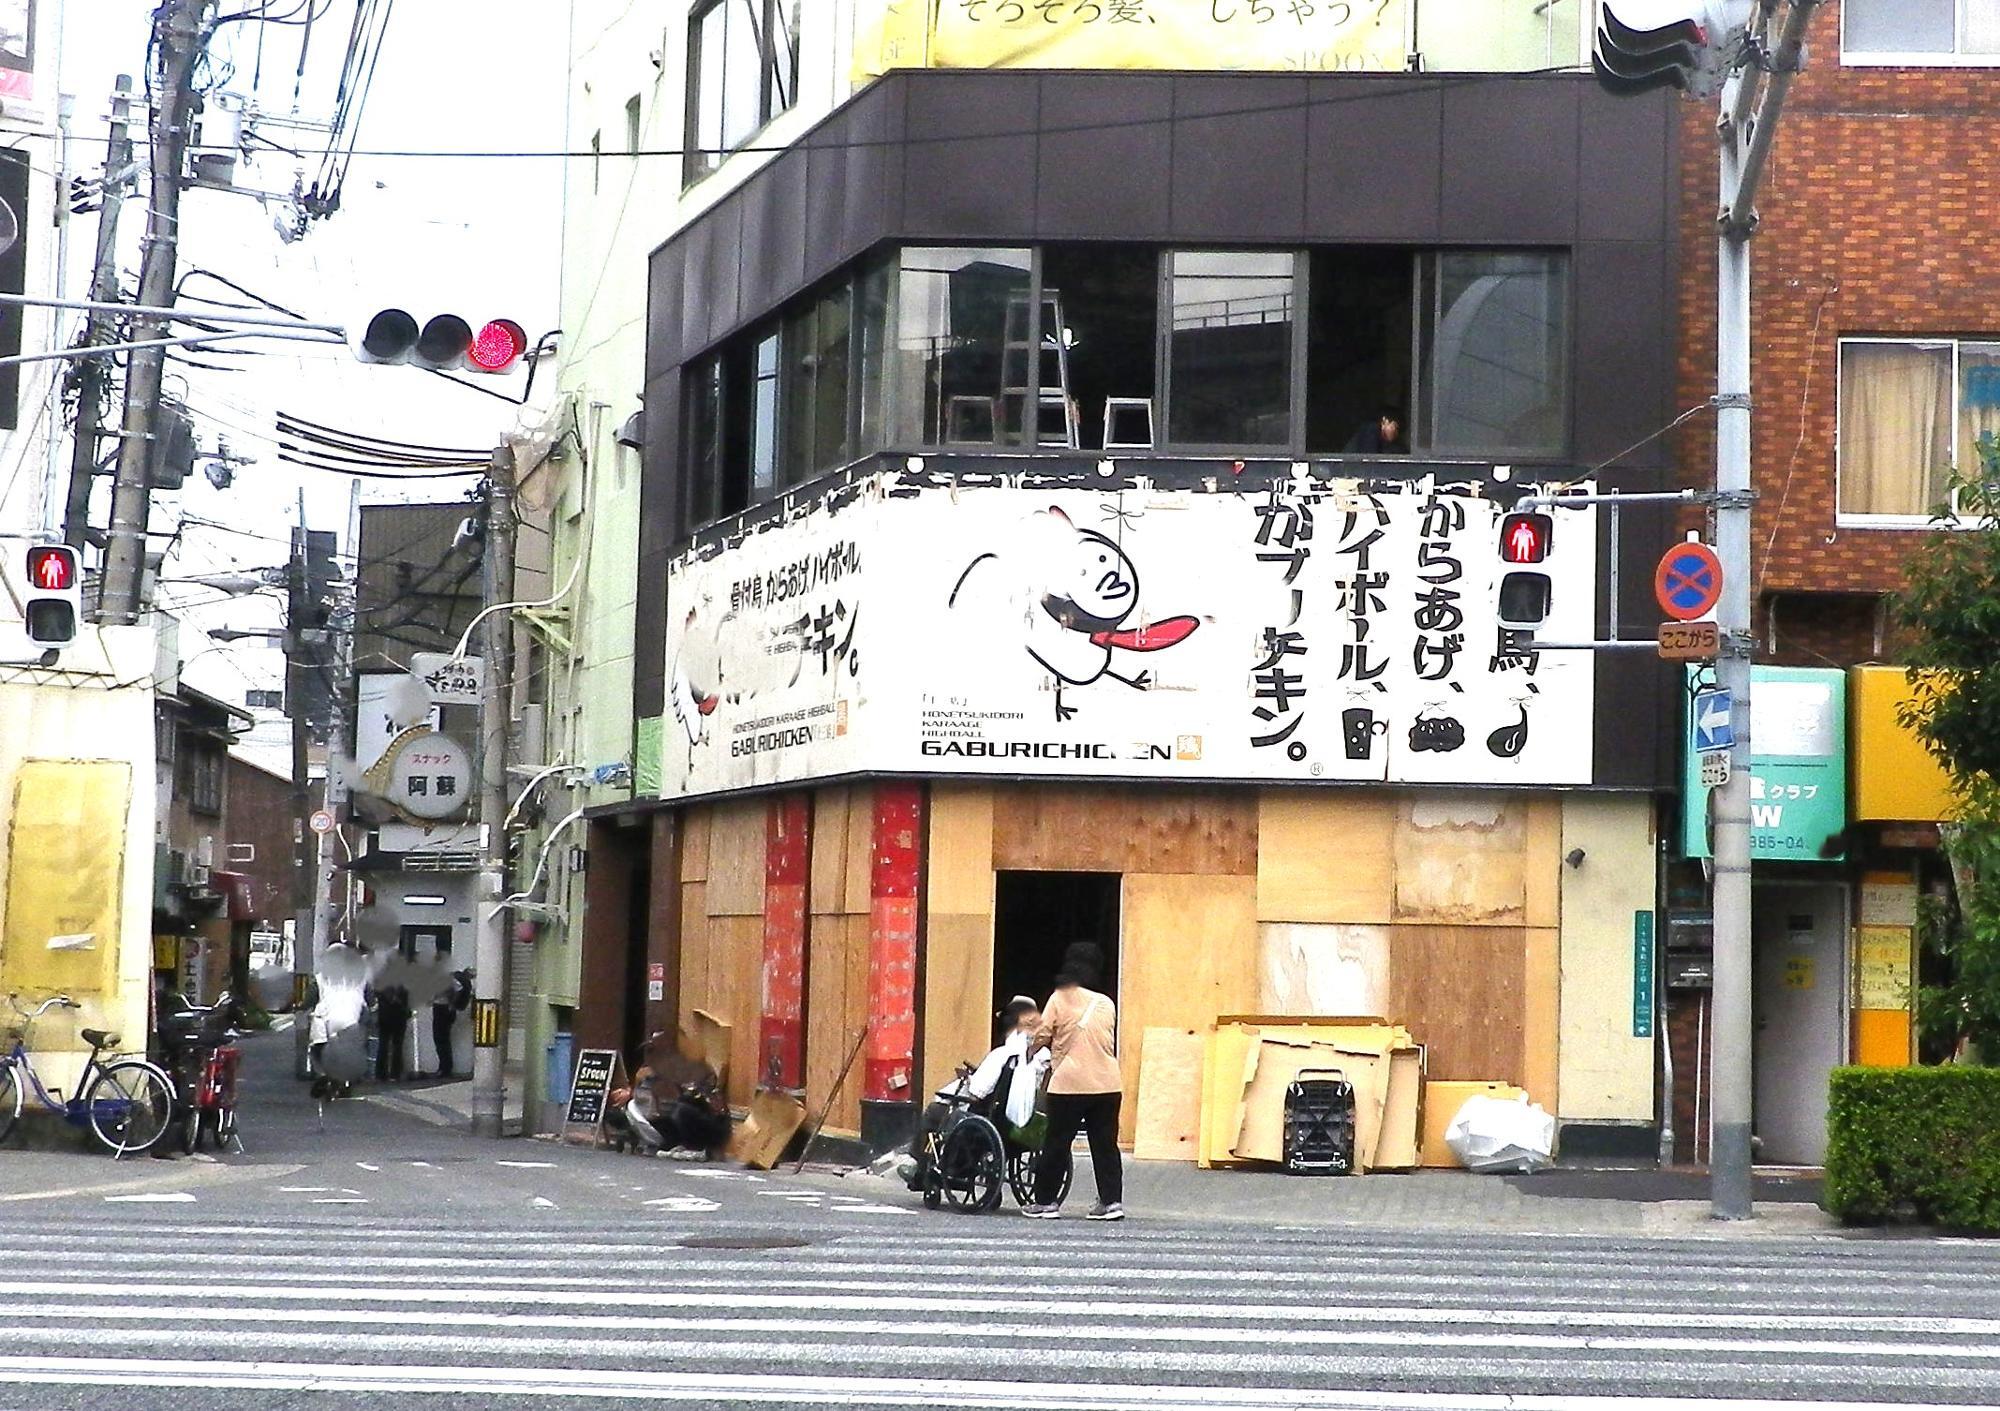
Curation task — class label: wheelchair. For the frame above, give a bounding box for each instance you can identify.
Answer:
[919,1064,1074,1214]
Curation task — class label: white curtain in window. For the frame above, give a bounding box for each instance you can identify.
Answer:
[1839,342,1953,517]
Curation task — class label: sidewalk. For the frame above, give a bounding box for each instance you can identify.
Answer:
[808,1155,1842,1238]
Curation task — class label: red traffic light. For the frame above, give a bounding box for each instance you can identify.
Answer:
[1499,512,1552,564]
[467,319,527,373]
[26,544,76,591]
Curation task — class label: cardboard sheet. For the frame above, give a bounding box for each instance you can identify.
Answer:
[690,1009,732,1088]
[1373,1046,1425,1171]
[1420,1079,1524,1168]
[1197,1023,1262,1168]
[1134,1027,1205,1162]
[728,1088,806,1170]
[1231,1039,1392,1169]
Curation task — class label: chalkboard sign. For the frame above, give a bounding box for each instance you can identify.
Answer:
[565,1048,620,1127]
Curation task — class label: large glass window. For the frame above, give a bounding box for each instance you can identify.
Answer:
[1417,251,1568,457]
[855,257,892,451]
[1041,245,1159,451]
[685,0,801,185]
[1844,0,2000,60]
[684,355,724,531]
[1168,251,1295,447]
[888,247,1033,446]
[1836,338,1970,521]
[779,284,853,485]
[750,331,780,497]
[1306,248,1414,455]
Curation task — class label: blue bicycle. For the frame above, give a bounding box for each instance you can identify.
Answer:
[0,993,177,1156]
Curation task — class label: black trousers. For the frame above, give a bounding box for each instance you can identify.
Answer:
[1036,1091,1122,1207]
[374,1019,405,1081]
[432,1007,456,1077]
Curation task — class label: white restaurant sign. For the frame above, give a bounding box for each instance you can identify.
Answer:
[661,473,1598,798]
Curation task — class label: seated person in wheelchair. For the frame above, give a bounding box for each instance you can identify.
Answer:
[905,995,1051,1190]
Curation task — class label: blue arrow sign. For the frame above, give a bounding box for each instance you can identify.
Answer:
[1693,688,1734,753]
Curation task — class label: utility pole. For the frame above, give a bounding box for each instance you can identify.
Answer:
[308,481,360,987]
[288,494,316,1079]
[1707,0,1820,1221]
[100,1,206,622]
[472,446,517,1137]
[61,75,134,551]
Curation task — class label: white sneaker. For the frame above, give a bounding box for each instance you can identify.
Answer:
[1086,1202,1125,1221]
[1020,1203,1062,1219]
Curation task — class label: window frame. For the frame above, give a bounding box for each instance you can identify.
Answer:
[682,0,803,188]
[1834,334,1985,528]
[1841,0,2000,66]
[1157,248,1309,456]
[1412,247,1574,462]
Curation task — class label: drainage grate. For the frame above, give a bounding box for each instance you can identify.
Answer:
[677,1234,814,1251]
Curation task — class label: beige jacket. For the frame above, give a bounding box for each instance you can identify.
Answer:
[1035,984,1120,1096]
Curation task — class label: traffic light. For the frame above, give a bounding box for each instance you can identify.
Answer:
[1496,513,1553,632]
[1593,1,1735,98]
[23,543,80,646]
[352,310,528,373]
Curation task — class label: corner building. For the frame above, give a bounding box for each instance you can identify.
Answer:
[580,15,1689,1157]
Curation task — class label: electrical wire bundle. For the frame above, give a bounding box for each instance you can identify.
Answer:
[275,411,488,479]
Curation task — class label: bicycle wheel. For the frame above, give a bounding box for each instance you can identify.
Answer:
[87,1061,175,1155]
[0,1059,22,1147]
[940,1116,1005,1214]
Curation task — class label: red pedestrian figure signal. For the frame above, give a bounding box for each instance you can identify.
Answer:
[1499,512,1552,564]
[27,544,74,591]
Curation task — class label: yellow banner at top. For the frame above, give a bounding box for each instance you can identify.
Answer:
[856,0,1410,80]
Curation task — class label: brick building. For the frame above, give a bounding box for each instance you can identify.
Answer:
[1662,0,1975,1164]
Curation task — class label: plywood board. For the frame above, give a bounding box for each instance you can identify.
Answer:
[1256,791,1394,924]
[1259,922,1391,1015]
[1392,794,1527,925]
[841,785,874,916]
[1198,1022,1261,1168]
[704,914,765,1107]
[810,787,851,915]
[1133,1026,1205,1162]
[992,786,1257,877]
[1374,1046,1424,1171]
[1118,874,1260,1145]
[689,1008,732,1087]
[1522,925,1560,1112]
[677,882,710,1029]
[1524,799,1562,930]
[804,912,873,1137]
[728,1088,807,1170]
[679,804,711,882]
[1386,925,1527,1089]
[1420,1079,1525,1168]
[928,783,995,916]
[705,799,768,917]
[921,912,993,1101]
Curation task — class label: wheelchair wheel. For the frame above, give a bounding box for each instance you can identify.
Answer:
[939,1115,1005,1214]
[1007,1147,1071,1208]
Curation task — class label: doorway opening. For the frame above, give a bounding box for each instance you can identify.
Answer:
[992,871,1121,1029]
[621,853,654,1069]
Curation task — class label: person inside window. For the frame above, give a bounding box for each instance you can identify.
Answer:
[1344,404,1408,455]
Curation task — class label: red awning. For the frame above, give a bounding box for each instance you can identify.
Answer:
[207,869,257,923]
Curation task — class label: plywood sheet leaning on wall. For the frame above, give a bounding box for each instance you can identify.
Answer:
[1375,1046,1425,1171]
[1232,1039,1393,1171]
[1134,1027,1205,1161]
[1198,1023,1261,1168]
[729,1089,808,1170]
[1419,1079,1525,1168]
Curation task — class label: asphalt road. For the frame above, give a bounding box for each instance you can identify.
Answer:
[2,1031,1997,1408]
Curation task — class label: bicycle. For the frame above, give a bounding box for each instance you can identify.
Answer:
[0,994,177,1156]
[159,992,243,1155]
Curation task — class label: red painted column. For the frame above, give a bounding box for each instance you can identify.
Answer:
[864,784,924,1104]
[758,794,809,1091]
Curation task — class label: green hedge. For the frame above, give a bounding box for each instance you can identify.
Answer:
[1825,1065,2000,1229]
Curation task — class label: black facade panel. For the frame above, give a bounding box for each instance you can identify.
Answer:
[635,367,681,719]
[1170,74,1308,243]
[803,135,851,288]
[678,217,715,357]
[839,79,906,256]
[1036,72,1174,240]
[646,242,686,382]
[739,148,809,325]
[1578,88,1672,244]
[1439,80,1580,244]
[1574,239,1673,470]
[1304,78,1442,241]
[701,200,743,349]
[901,71,1042,239]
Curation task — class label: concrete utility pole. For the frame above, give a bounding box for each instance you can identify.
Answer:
[61,75,133,552]
[288,494,317,1079]
[100,0,206,622]
[472,447,517,1138]
[1707,0,1820,1222]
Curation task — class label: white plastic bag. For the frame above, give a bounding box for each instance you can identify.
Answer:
[1444,1094,1555,1174]
[1005,1048,1049,1129]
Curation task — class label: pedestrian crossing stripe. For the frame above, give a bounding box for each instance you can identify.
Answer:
[471,997,499,1048]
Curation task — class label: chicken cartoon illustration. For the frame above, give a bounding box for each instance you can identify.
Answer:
[668,607,722,760]
[949,506,1198,722]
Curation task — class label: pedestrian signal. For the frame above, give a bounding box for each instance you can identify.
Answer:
[1499,512,1552,564]
[23,543,80,646]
